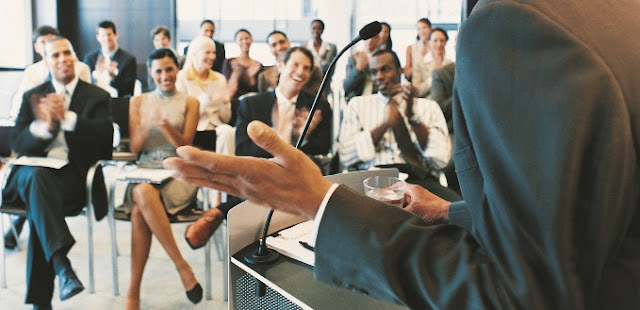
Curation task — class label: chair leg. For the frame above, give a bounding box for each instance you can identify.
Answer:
[1,214,6,288]
[222,221,228,301]
[107,172,119,296]
[202,188,212,301]
[86,206,95,294]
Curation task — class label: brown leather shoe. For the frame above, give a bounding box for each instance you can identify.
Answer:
[184,208,224,250]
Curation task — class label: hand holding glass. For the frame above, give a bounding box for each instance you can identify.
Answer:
[363,176,406,208]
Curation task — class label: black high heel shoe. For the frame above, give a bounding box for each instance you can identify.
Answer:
[186,283,203,304]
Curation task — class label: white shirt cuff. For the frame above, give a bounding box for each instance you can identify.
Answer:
[60,111,77,131]
[29,120,53,139]
[308,183,340,247]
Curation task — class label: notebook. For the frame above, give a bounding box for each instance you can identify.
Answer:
[118,167,174,184]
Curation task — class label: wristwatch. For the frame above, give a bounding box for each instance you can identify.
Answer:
[408,117,422,126]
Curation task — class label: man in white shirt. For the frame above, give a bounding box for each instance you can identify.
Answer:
[339,49,460,201]
[9,26,91,120]
[4,37,112,309]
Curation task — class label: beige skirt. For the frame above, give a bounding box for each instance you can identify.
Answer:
[122,178,198,216]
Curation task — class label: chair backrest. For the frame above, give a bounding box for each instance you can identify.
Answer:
[110,97,130,140]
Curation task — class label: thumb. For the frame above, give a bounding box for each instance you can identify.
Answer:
[247,121,297,161]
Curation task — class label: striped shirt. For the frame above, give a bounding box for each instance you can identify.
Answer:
[338,93,451,176]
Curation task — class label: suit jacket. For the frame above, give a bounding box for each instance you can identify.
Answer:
[11,80,113,220]
[430,62,456,131]
[235,91,331,158]
[315,1,640,309]
[343,54,376,102]
[183,40,225,73]
[83,48,137,97]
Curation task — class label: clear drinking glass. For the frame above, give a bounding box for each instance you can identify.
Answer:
[363,176,406,208]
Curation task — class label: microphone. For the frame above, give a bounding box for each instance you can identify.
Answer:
[244,21,383,266]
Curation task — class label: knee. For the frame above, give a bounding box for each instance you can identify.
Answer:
[131,183,158,207]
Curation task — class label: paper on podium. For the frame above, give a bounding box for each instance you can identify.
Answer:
[118,167,174,184]
[13,156,68,169]
[266,220,315,266]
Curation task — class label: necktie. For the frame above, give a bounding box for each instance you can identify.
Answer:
[47,89,69,161]
[391,112,428,179]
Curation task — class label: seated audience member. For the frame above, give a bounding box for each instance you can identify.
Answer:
[148,26,183,90]
[183,19,225,73]
[176,36,234,155]
[339,50,460,201]
[303,19,337,83]
[378,22,393,51]
[404,18,432,82]
[9,26,91,120]
[344,34,380,102]
[4,37,112,309]
[84,20,137,98]
[222,29,263,100]
[124,48,202,310]
[411,28,453,98]
[5,26,92,249]
[183,47,331,250]
[258,30,322,95]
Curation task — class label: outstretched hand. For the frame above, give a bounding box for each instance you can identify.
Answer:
[163,121,332,219]
[403,184,451,225]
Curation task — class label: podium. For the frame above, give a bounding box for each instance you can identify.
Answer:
[227,169,408,309]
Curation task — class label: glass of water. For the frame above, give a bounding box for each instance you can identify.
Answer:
[363,176,406,208]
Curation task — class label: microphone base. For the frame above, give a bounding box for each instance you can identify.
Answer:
[244,248,280,265]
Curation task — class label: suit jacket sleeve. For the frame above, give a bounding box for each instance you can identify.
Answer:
[11,88,56,155]
[111,51,137,97]
[315,0,640,309]
[234,95,271,158]
[298,94,331,155]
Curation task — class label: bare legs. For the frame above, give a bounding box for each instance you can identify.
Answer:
[125,183,198,310]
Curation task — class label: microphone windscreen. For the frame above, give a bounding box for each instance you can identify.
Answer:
[358,21,382,40]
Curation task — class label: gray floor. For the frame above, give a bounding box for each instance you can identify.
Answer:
[0,179,229,310]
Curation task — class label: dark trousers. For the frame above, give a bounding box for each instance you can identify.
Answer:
[2,165,85,305]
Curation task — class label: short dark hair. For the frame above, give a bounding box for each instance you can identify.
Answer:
[282,46,314,68]
[200,19,215,28]
[42,36,73,56]
[147,48,179,68]
[33,26,59,43]
[151,25,171,40]
[311,19,325,30]
[371,49,402,70]
[267,30,288,42]
[428,28,449,41]
[235,28,252,39]
[417,18,432,28]
[379,22,393,50]
[97,20,117,34]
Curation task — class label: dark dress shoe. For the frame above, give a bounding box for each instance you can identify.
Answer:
[3,231,18,249]
[58,270,84,301]
[32,304,52,310]
[186,283,203,304]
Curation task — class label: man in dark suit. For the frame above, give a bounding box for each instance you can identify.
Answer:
[83,20,137,98]
[236,46,331,158]
[165,0,640,309]
[183,20,225,73]
[3,37,112,309]
[179,46,331,250]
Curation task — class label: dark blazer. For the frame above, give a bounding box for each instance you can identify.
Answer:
[315,0,640,309]
[235,91,331,158]
[343,54,376,102]
[83,48,137,97]
[12,80,113,220]
[183,40,225,73]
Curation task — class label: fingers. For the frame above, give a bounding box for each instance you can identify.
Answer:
[247,121,298,163]
[164,157,244,197]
